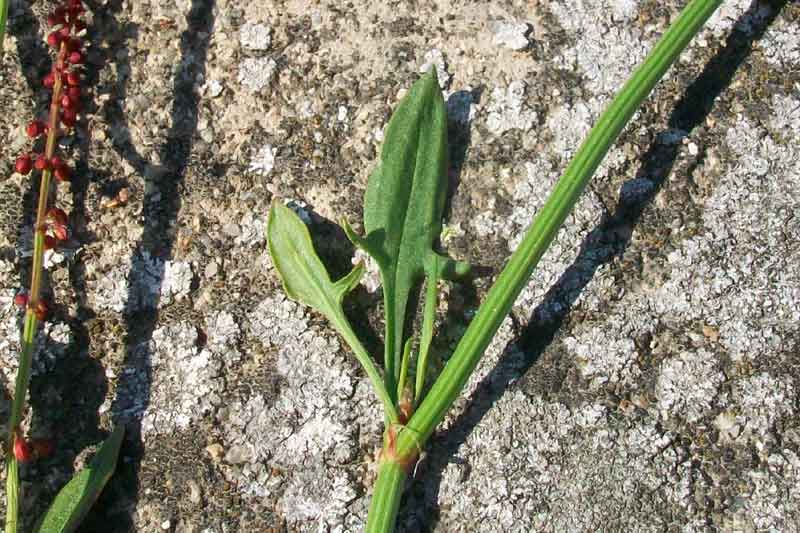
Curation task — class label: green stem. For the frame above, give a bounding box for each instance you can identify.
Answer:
[4,456,19,533]
[365,457,407,533]
[414,274,437,405]
[334,316,401,425]
[381,281,398,403]
[396,338,413,402]
[0,0,8,58]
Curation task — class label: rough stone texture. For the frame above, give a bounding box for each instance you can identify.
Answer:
[0,0,798,532]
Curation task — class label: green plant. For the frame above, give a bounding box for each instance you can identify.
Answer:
[0,0,8,59]
[270,0,723,530]
[4,1,123,532]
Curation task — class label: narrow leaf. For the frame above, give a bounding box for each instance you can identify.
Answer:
[350,68,466,390]
[35,425,125,533]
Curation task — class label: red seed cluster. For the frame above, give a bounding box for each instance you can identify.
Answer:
[15,154,33,174]
[13,0,88,322]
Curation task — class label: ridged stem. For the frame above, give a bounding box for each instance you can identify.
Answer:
[365,457,407,533]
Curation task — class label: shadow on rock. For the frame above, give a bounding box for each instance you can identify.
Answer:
[80,0,216,530]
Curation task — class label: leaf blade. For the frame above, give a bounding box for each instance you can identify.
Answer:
[267,203,400,423]
[356,68,460,384]
[267,203,340,317]
[35,426,125,533]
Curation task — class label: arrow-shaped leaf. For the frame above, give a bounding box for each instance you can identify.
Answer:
[267,203,399,423]
[347,68,468,395]
[34,425,125,533]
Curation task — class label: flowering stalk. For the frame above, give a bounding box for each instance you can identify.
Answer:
[5,2,85,531]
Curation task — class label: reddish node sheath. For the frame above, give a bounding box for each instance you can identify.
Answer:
[33,300,50,321]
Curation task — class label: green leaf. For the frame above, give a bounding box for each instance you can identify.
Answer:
[268,203,361,316]
[35,426,125,533]
[348,68,468,394]
[267,203,400,424]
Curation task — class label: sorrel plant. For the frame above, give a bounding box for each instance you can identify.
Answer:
[4,2,123,532]
[267,0,724,530]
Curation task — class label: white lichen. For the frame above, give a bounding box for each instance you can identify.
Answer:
[566,327,641,390]
[249,144,276,176]
[234,212,267,248]
[490,21,530,51]
[239,22,272,51]
[238,57,277,92]
[550,0,649,96]
[485,80,537,135]
[134,322,224,435]
[223,295,376,529]
[656,350,724,423]
[734,373,795,441]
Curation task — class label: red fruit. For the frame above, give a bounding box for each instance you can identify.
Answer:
[67,51,83,64]
[66,37,81,52]
[66,71,80,86]
[47,31,62,48]
[58,26,71,40]
[61,94,75,110]
[43,71,55,88]
[13,434,32,463]
[33,299,49,320]
[47,11,66,27]
[15,154,33,175]
[66,86,81,102]
[13,292,29,308]
[61,109,77,127]
[53,224,69,241]
[54,165,72,182]
[35,155,52,171]
[43,235,58,250]
[47,207,69,226]
[26,120,46,138]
